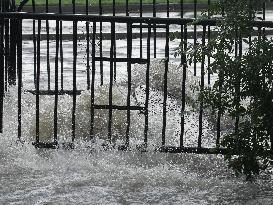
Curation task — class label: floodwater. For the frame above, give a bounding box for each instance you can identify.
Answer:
[1,11,273,204]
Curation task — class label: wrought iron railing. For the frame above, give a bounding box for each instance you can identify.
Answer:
[0,1,272,153]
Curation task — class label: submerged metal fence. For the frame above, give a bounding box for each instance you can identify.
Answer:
[0,1,272,153]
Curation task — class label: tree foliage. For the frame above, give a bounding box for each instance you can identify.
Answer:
[183,0,273,179]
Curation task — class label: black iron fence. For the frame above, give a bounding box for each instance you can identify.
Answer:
[0,1,272,153]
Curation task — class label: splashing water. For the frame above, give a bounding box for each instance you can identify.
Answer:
[0,62,273,204]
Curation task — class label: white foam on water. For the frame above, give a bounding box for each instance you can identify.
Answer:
[1,61,273,204]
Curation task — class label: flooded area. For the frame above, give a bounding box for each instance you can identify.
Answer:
[1,10,273,204]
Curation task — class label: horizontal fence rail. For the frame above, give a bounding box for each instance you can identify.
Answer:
[2,12,273,28]
[1,12,273,27]
[0,2,272,154]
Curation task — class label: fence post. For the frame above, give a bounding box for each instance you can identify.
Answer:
[0,2,4,133]
[9,18,17,86]
[0,0,15,132]
[3,0,17,86]
[0,17,4,133]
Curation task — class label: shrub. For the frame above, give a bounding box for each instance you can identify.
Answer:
[181,0,273,179]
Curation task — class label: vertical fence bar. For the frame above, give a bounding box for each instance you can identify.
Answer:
[248,2,252,50]
[235,33,242,134]
[198,25,206,148]
[53,20,60,144]
[71,0,76,142]
[180,25,187,148]
[161,23,169,147]
[108,21,115,142]
[72,21,77,142]
[153,0,156,58]
[2,1,9,91]
[216,70,223,146]
[262,1,266,40]
[167,0,169,18]
[216,4,225,147]
[72,0,76,14]
[193,0,197,76]
[59,0,64,90]
[46,0,50,90]
[99,0,103,85]
[139,0,143,59]
[86,0,90,90]
[235,28,238,57]
[9,18,17,85]
[125,23,132,147]
[17,19,22,141]
[0,17,4,133]
[144,24,151,146]
[35,20,41,142]
[207,0,211,85]
[32,0,37,88]
[113,0,117,81]
[4,17,9,91]
[90,21,96,139]
[180,0,184,56]
[126,0,129,16]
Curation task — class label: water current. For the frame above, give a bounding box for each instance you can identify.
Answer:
[1,11,273,204]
